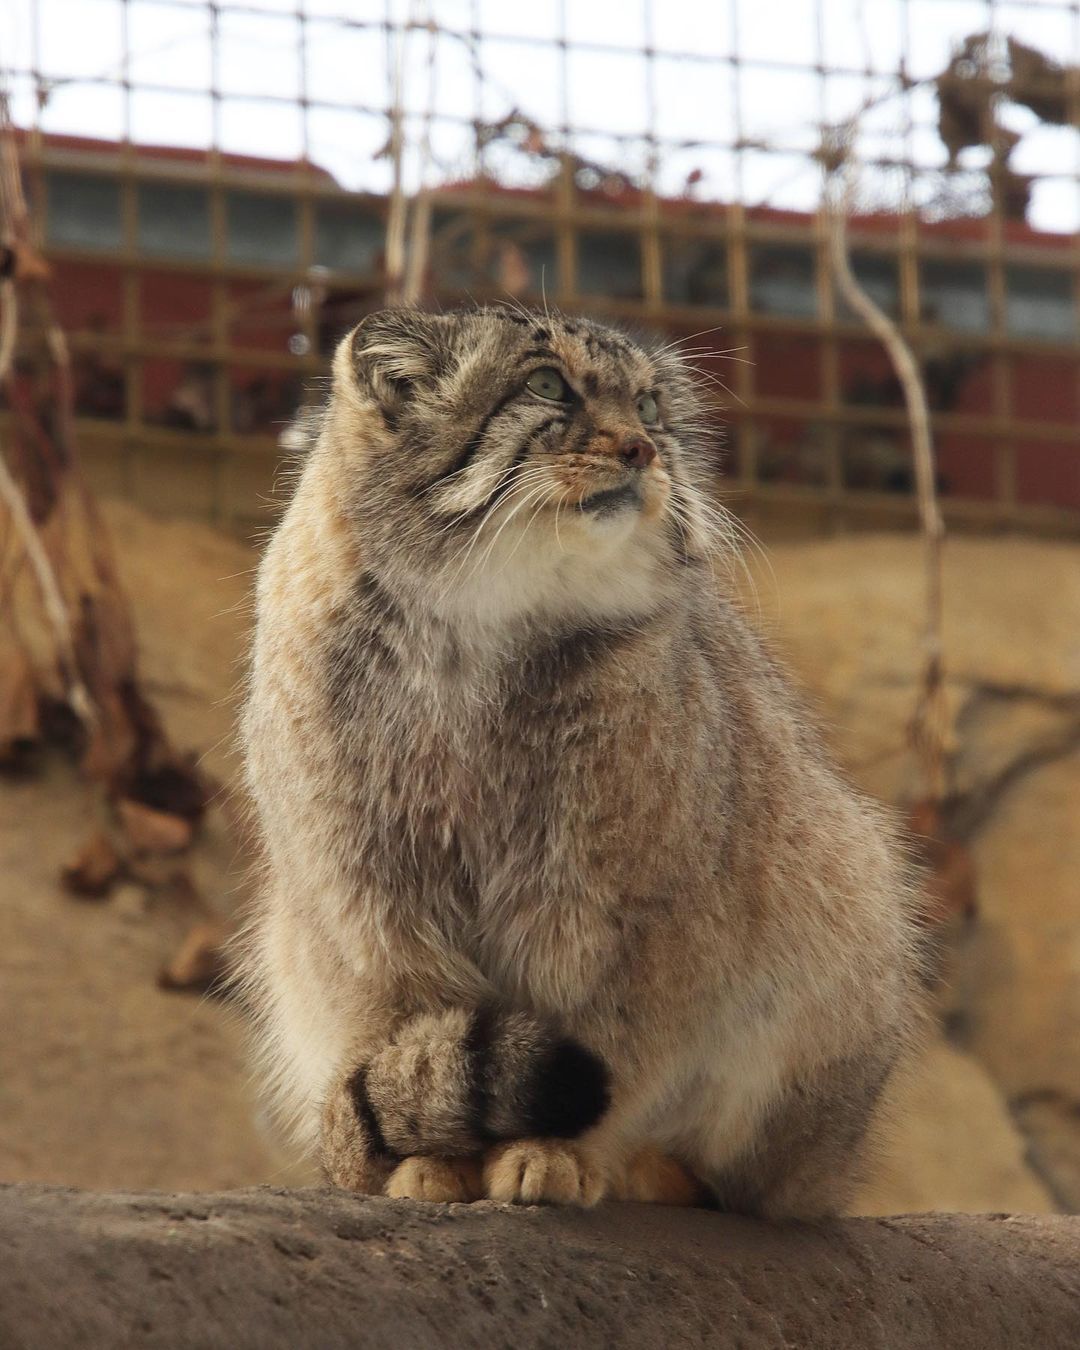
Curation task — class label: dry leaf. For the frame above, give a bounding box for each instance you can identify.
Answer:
[158,918,229,993]
[0,647,39,766]
[117,798,194,855]
[61,830,122,898]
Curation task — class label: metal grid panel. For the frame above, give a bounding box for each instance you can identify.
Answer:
[0,0,1077,532]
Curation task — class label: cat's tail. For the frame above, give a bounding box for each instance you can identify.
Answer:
[346,1006,611,1159]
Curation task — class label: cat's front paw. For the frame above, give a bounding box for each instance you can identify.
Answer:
[385,1156,483,1203]
[483,1139,607,1206]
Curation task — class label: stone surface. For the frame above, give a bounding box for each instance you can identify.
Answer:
[2,1185,1079,1350]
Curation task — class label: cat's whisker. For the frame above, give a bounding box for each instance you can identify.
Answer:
[420,460,488,498]
[446,465,548,551]
[458,493,544,594]
[429,463,552,543]
[443,471,554,592]
[552,488,568,556]
[649,324,730,359]
[679,492,767,616]
[495,294,539,329]
[683,366,745,408]
[713,503,776,615]
[670,345,752,364]
[468,482,555,583]
[489,486,559,579]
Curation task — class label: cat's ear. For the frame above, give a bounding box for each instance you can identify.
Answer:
[350,308,451,420]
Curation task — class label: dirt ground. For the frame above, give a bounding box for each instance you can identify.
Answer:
[1,500,1075,1212]
[0,764,311,1190]
[0,501,313,1191]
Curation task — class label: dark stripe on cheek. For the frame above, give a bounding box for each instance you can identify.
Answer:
[346,1064,397,1160]
[508,414,567,471]
[463,413,568,515]
[435,387,521,483]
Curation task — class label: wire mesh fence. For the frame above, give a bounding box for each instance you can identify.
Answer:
[0,0,1077,533]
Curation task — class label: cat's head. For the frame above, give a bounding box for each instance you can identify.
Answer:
[317,305,724,632]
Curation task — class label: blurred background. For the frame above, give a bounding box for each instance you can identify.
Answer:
[0,0,1077,1213]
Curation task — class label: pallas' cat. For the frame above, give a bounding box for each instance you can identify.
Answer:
[240,306,923,1213]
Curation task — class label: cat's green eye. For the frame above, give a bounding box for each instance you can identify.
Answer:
[526,367,570,402]
[637,393,660,426]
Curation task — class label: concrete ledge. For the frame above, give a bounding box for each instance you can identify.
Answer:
[2,1185,1078,1349]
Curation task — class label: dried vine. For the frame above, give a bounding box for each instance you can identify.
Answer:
[0,98,210,899]
[823,127,949,807]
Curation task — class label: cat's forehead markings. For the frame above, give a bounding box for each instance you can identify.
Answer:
[483,310,650,388]
[569,336,653,398]
[548,327,634,384]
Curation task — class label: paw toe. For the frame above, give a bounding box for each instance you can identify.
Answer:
[484,1140,605,1207]
[385,1156,482,1203]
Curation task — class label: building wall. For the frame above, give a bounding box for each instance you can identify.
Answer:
[4,134,1078,536]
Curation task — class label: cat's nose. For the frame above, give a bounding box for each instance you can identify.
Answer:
[619,436,657,469]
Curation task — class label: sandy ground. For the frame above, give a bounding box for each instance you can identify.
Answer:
[0,501,312,1191]
[0,764,309,1191]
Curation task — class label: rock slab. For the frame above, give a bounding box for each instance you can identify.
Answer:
[2,1186,1079,1350]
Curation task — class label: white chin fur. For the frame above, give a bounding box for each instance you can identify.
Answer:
[558,501,642,555]
[439,499,666,634]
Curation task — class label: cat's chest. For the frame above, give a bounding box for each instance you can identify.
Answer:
[386,699,558,863]
[368,691,617,974]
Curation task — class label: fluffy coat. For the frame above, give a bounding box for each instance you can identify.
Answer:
[240,306,924,1213]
